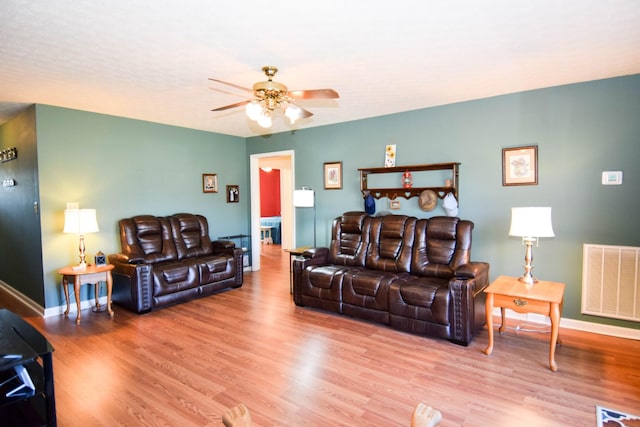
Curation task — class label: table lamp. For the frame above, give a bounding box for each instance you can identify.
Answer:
[293,186,316,248]
[509,207,554,285]
[63,204,99,271]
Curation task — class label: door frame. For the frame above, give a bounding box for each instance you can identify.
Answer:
[249,150,295,270]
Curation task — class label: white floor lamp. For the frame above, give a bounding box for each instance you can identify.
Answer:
[293,186,316,248]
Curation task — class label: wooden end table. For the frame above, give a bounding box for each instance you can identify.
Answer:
[58,264,115,324]
[483,275,565,371]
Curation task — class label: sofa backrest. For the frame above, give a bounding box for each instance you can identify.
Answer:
[119,215,177,264]
[170,213,214,259]
[328,211,370,266]
[410,217,473,278]
[365,215,415,273]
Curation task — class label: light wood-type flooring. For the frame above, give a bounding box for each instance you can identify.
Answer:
[2,244,639,426]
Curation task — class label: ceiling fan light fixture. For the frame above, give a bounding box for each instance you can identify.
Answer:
[257,110,272,128]
[246,100,262,121]
[284,104,302,124]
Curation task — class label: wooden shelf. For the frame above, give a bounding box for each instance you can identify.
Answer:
[358,162,459,200]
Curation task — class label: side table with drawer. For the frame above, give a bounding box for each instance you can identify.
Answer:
[483,275,565,371]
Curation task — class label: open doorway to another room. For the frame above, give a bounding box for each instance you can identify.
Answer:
[250,151,295,271]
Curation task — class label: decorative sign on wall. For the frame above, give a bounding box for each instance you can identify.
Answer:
[1,147,17,162]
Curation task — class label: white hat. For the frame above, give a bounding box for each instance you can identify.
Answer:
[442,192,458,217]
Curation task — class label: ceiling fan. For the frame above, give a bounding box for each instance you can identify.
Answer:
[209,66,339,128]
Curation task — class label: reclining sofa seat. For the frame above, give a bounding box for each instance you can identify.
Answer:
[342,214,416,324]
[293,212,489,346]
[296,211,371,312]
[109,213,242,313]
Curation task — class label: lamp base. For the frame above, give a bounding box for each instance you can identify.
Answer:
[72,262,87,272]
[517,275,538,286]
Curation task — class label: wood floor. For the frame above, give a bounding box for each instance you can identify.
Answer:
[3,244,640,426]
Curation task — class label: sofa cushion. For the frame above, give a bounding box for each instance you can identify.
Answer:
[328,211,370,266]
[389,277,450,325]
[171,213,214,259]
[198,255,236,283]
[300,265,350,302]
[152,261,199,297]
[410,217,473,278]
[120,215,177,264]
[365,215,415,272]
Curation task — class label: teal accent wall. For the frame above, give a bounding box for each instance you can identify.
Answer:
[1,76,638,331]
[31,105,246,309]
[247,75,640,329]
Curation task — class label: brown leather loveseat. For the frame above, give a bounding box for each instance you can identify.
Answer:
[109,213,243,313]
[293,212,489,345]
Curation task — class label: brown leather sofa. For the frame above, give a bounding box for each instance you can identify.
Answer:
[108,213,243,313]
[293,212,489,345]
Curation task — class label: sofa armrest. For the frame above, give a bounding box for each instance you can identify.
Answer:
[454,262,490,290]
[448,263,490,346]
[109,252,143,265]
[292,247,329,305]
[302,247,329,262]
[109,260,154,314]
[212,239,236,250]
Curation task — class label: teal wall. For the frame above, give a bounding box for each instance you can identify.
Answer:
[247,75,640,329]
[1,76,638,331]
[34,105,247,309]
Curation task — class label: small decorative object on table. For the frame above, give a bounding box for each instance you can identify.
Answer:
[94,251,106,266]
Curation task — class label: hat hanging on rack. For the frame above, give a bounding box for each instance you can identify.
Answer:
[442,192,458,217]
[418,190,437,211]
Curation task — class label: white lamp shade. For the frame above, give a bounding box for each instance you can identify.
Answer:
[509,207,554,238]
[63,209,99,234]
[293,189,314,208]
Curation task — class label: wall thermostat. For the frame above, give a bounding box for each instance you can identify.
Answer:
[602,171,623,185]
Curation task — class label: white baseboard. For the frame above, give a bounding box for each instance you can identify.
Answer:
[43,296,109,318]
[493,308,640,340]
[0,280,44,316]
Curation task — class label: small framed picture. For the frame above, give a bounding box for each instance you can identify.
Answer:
[226,185,239,203]
[203,174,218,193]
[324,161,342,190]
[502,145,538,186]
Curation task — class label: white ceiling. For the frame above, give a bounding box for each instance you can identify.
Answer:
[1,1,639,138]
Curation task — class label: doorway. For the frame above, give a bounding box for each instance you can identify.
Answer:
[249,150,295,271]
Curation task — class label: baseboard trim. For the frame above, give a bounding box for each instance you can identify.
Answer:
[493,308,640,340]
[0,280,44,317]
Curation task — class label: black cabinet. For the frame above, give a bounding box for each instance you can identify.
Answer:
[0,309,56,426]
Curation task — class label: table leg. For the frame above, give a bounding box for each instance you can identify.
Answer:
[94,283,101,309]
[549,302,560,372]
[498,307,506,334]
[74,276,82,324]
[106,271,114,318]
[484,293,494,355]
[62,276,71,317]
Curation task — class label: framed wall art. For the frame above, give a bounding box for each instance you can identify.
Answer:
[226,185,239,203]
[203,173,218,193]
[324,161,342,190]
[502,145,538,186]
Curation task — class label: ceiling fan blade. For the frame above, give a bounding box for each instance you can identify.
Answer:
[211,100,251,112]
[296,105,314,119]
[288,89,339,100]
[208,78,253,94]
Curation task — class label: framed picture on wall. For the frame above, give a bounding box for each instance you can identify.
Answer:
[226,185,239,203]
[502,145,538,186]
[203,173,218,193]
[324,161,342,189]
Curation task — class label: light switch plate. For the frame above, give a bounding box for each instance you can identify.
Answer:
[602,171,623,185]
